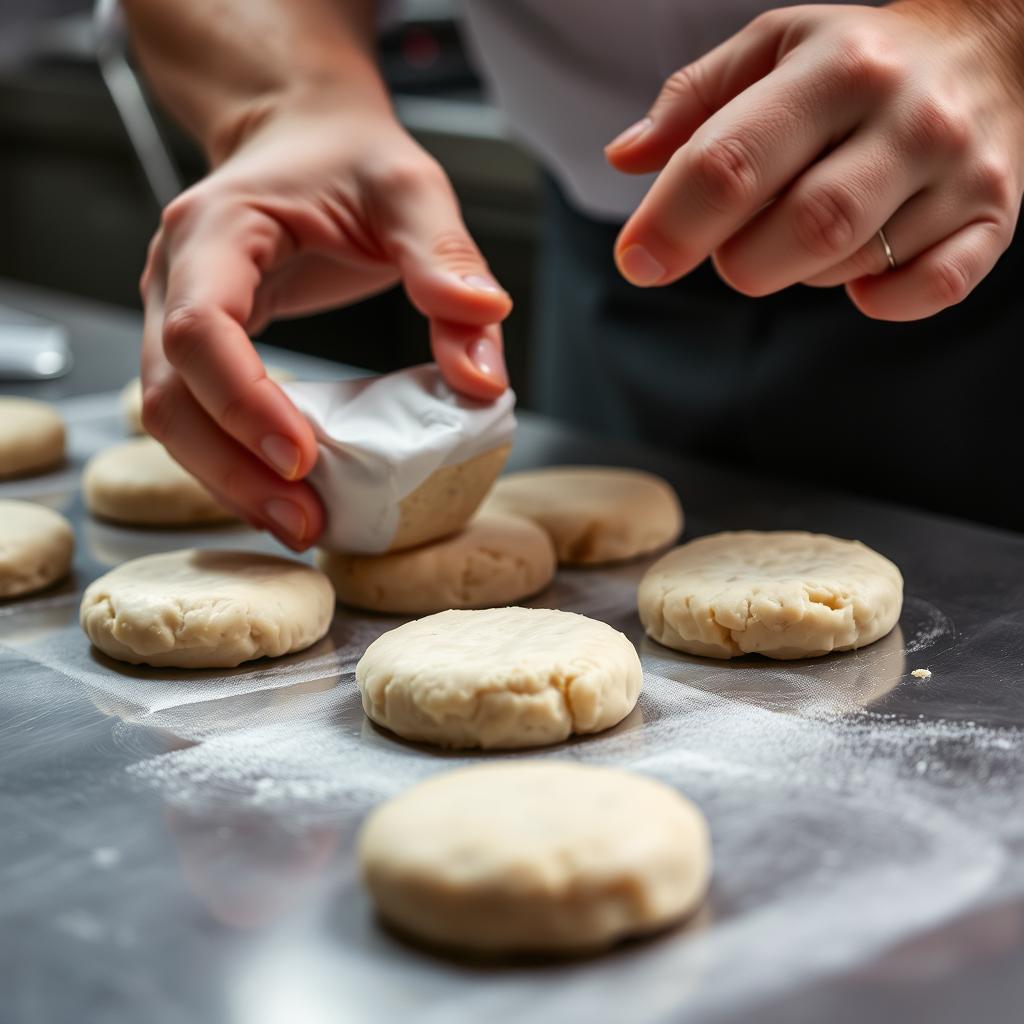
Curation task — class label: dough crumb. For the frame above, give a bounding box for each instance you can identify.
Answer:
[911,668,932,680]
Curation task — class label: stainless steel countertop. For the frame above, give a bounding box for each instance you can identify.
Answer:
[2,281,1023,1024]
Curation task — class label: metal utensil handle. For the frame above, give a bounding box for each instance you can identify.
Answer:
[93,0,182,207]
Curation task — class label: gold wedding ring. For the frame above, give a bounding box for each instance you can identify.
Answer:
[878,227,897,272]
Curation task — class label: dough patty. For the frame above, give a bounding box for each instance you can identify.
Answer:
[356,607,642,749]
[0,396,65,479]
[387,444,511,552]
[484,465,682,565]
[83,437,233,526]
[638,530,903,660]
[80,549,333,667]
[359,762,711,955]
[0,499,74,598]
[318,512,555,614]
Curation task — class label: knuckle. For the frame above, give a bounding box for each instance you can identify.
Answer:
[162,305,212,365]
[748,8,784,34]
[139,383,175,440]
[659,64,704,108]
[971,155,1016,210]
[215,382,261,436]
[370,153,446,196]
[834,29,902,92]
[982,215,1015,255]
[792,183,861,259]
[928,257,971,308]
[903,96,970,157]
[690,135,761,212]
[159,188,205,235]
[429,229,482,271]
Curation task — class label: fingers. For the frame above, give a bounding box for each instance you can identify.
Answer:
[846,219,1012,321]
[803,188,961,286]
[605,11,789,175]
[145,378,325,550]
[712,128,929,296]
[141,316,323,548]
[158,203,319,482]
[141,244,324,550]
[430,322,508,402]
[373,159,512,395]
[613,46,867,288]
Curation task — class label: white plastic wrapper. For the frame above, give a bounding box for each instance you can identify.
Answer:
[285,365,516,554]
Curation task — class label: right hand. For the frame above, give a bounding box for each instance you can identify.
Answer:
[140,95,512,550]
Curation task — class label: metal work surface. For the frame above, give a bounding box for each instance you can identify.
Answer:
[1,283,1023,1024]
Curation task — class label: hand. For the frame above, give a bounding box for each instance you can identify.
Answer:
[606,2,1024,320]
[140,96,512,550]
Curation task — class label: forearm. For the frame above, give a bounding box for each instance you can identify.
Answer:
[121,0,391,163]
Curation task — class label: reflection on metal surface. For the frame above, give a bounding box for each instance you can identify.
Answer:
[642,625,905,718]
[165,805,340,929]
[3,382,1024,1023]
[81,631,348,741]
[0,309,72,381]
[0,586,78,647]
[640,595,957,720]
[84,516,265,568]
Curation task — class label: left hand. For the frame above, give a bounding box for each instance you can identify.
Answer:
[606,2,1024,320]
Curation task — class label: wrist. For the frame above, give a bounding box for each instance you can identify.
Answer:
[204,66,394,167]
[890,0,1024,100]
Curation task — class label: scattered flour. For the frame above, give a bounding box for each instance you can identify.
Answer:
[2,491,1019,1024]
[111,587,1023,1021]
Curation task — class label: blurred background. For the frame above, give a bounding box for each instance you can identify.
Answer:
[0,0,543,401]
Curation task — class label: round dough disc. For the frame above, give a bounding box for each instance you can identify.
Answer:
[359,762,711,955]
[484,466,682,565]
[639,530,903,660]
[388,444,510,552]
[356,607,642,749]
[83,437,233,526]
[0,499,74,598]
[318,512,556,614]
[80,549,333,667]
[121,366,295,435]
[0,397,65,479]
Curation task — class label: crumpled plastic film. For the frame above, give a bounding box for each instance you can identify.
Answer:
[286,365,516,553]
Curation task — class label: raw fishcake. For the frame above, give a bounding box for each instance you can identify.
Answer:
[485,466,682,565]
[121,366,295,435]
[83,437,233,526]
[359,762,711,955]
[356,607,642,749]
[80,549,333,667]
[318,512,555,614]
[0,500,74,598]
[638,530,903,660]
[0,396,65,478]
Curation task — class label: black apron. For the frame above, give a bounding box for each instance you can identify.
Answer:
[532,176,1024,533]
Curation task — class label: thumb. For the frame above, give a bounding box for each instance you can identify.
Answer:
[604,10,790,175]
[378,161,513,398]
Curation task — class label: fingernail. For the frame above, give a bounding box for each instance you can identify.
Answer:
[263,498,307,544]
[462,273,504,294]
[606,117,652,151]
[618,245,666,286]
[261,433,301,479]
[469,336,508,386]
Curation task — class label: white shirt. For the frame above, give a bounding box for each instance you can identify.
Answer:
[458,1,871,220]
